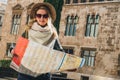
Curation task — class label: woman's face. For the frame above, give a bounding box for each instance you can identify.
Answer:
[35,9,49,27]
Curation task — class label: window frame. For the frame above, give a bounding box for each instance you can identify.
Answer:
[65,14,79,36]
[6,43,16,57]
[63,47,74,55]
[65,0,71,4]
[73,0,78,3]
[85,14,99,37]
[81,75,89,80]
[81,48,96,67]
[11,14,21,35]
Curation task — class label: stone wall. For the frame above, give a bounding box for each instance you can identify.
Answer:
[0,0,43,59]
[59,1,120,79]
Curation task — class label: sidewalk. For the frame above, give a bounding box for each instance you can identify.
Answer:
[0,77,17,80]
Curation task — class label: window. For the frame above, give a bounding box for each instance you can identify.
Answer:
[11,4,23,35]
[81,49,96,67]
[65,0,71,4]
[26,3,34,24]
[81,76,89,80]
[26,14,30,24]
[85,14,99,37]
[6,43,16,57]
[81,0,86,3]
[73,0,78,3]
[65,14,79,36]
[11,14,21,35]
[98,0,104,1]
[89,0,95,2]
[63,47,74,55]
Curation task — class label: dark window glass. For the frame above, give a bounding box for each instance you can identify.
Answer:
[6,43,16,57]
[73,0,78,3]
[26,14,30,24]
[98,0,104,1]
[81,0,86,3]
[63,47,74,55]
[89,0,95,2]
[81,76,89,80]
[65,0,71,4]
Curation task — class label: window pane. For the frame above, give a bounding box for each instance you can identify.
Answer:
[81,76,89,80]
[84,56,89,65]
[69,24,73,36]
[91,57,94,66]
[69,48,74,54]
[73,0,78,3]
[88,57,91,66]
[85,24,90,36]
[87,15,91,23]
[65,24,69,36]
[94,24,98,37]
[66,15,70,23]
[90,24,95,37]
[95,15,99,23]
[64,48,68,53]
[98,0,104,1]
[26,15,30,24]
[89,0,95,2]
[63,47,74,55]
[81,0,86,3]
[90,51,95,56]
[82,50,96,67]
[6,43,16,57]
[65,0,71,4]
[65,15,71,36]
[84,51,89,55]
[11,14,21,35]
[73,24,76,36]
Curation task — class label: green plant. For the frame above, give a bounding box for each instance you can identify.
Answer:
[0,60,11,68]
[44,0,64,34]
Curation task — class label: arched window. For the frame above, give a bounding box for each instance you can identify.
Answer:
[65,14,79,36]
[85,14,99,37]
[11,4,23,35]
[26,3,34,24]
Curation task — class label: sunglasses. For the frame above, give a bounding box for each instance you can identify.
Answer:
[36,14,49,18]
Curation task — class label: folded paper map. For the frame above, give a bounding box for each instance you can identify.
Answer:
[10,37,85,77]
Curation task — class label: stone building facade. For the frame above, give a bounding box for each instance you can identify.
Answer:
[0,0,43,59]
[0,0,120,80]
[59,0,120,80]
[0,3,6,41]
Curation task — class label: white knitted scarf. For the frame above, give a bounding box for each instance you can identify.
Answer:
[28,22,53,45]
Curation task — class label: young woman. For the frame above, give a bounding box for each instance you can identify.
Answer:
[17,2,63,80]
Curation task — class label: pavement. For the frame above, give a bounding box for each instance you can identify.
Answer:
[0,77,17,80]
